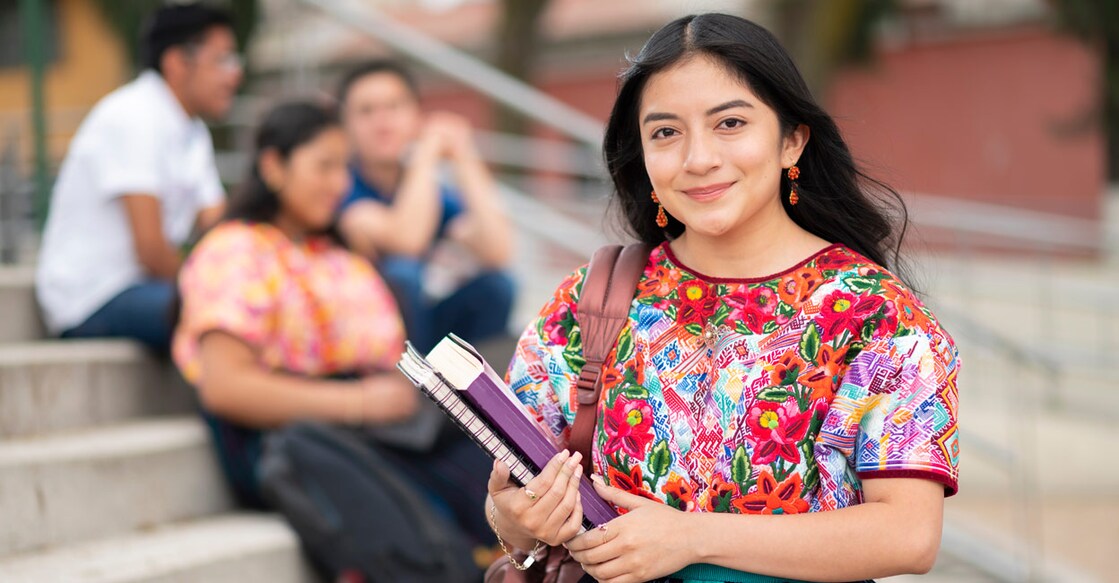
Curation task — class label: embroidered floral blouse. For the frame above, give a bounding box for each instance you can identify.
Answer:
[173,221,405,384]
[507,243,959,515]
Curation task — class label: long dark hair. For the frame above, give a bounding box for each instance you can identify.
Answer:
[605,13,909,273]
[171,101,345,332]
[223,100,346,243]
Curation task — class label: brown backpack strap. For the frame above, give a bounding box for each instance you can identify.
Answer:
[569,243,651,475]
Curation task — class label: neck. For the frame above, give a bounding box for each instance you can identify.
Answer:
[359,158,402,194]
[272,212,311,243]
[162,75,198,119]
[670,200,827,279]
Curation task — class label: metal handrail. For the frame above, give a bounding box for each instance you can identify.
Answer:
[295,0,605,148]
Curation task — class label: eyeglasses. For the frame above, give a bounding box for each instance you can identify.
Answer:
[184,44,244,73]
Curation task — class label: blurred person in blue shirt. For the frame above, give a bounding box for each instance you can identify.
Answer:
[336,60,515,353]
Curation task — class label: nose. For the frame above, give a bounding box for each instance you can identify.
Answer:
[682,131,721,175]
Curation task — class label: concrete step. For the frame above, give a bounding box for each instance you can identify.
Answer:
[0,340,194,438]
[0,416,233,556]
[0,265,45,343]
[0,513,317,583]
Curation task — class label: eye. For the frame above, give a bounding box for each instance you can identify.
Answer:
[651,127,678,139]
[719,118,746,130]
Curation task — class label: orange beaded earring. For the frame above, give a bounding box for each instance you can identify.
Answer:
[651,191,668,228]
[787,165,800,206]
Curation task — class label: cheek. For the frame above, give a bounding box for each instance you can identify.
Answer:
[642,148,679,189]
[728,141,782,186]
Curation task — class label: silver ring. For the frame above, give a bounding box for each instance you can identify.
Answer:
[524,488,538,501]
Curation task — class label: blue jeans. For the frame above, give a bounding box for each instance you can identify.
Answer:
[379,256,515,353]
[60,281,174,354]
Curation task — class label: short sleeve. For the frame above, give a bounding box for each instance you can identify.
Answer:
[195,138,225,208]
[828,328,960,495]
[505,266,588,445]
[96,119,160,198]
[173,225,278,382]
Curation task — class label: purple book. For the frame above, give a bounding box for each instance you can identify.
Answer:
[397,334,618,529]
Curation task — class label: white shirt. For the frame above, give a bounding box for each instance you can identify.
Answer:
[36,71,224,334]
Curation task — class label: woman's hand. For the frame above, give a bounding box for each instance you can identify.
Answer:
[564,476,696,583]
[488,450,585,547]
[356,373,420,424]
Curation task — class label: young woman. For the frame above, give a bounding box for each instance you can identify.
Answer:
[172,102,492,547]
[485,13,959,583]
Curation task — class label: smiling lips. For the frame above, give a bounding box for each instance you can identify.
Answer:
[681,181,735,201]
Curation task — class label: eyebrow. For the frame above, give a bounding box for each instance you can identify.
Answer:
[641,99,754,125]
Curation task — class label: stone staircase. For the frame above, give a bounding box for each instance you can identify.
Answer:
[0,267,316,582]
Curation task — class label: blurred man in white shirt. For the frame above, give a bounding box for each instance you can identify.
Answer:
[36,3,242,352]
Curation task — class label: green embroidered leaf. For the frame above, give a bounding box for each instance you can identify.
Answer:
[762,320,779,334]
[799,322,821,361]
[731,445,752,486]
[665,304,678,321]
[757,387,791,402]
[648,440,672,478]
[711,303,731,326]
[684,322,704,336]
[776,301,796,319]
[615,326,635,363]
[860,319,876,343]
[622,385,650,400]
[780,364,801,386]
[561,344,585,373]
[735,320,752,335]
[666,494,686,511]
[713,492,734,513]
[843,276,879,294]
[800,442,819,491]
[845,342,864,364]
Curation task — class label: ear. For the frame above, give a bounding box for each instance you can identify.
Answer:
[258,148,287,193]
[781,123,810,168]
[160,45,191,82]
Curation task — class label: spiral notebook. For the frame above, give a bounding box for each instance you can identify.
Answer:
[396,334,618,529]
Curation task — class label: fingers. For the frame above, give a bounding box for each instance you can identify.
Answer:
[591,474,658,512]
[522,450,573,505]
[567,525,620,567]
[582,556,633,583]
[497,450,584,545]
[554,492,584,543]
[534,452,582,517]
[545,463,583,539]
[488,458,513,495]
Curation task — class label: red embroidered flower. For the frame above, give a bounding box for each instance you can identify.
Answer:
[767,352,807,387]
[603,398,655,458]
[814,248,853,272]
[816,290,884,341]
[797,343,846,402]
[747,399,812,465]
[599,366,625,393]
[676,280,718,327]
[661,473,697,512]
[703,474,741,513]
[542,303,573,346]
[777,268,823,305]
[732,470,810,515]
[868,298,899,337]
[637,264,681,301]
[606,464,660,509]
[725,286,778,334]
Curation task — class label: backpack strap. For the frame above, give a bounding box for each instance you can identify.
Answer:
[570,243,651,475]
